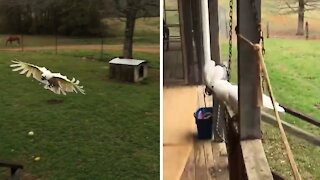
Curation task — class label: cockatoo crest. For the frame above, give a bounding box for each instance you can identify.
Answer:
[10,60,85,95]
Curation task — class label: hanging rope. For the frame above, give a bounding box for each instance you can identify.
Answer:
[238,34,302,180]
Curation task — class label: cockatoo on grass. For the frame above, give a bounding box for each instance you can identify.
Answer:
[10,60,85,95]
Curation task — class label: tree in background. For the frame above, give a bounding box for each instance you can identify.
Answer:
[113,0,159,58]
[0,0,107,36]
[58,0,106,36]
[0,0,159,43]
[281,0,320,35]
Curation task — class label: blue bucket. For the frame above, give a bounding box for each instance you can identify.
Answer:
[194,107,213,139]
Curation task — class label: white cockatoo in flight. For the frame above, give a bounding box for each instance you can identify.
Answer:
[203,59,284,113]
[10,60,85,95]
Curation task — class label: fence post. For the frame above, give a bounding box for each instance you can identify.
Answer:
[21,34,24,52]
[54,0,58,54]
[305,21,309,40]
[55,33,58,54]
[266,22,270,38]
[20,13,24,52]
[101,36,104,60]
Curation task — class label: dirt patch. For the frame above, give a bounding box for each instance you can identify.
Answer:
[0,44,159,54]
[264,14,320,39]
[47,99,64,104]
[22,172,37,180]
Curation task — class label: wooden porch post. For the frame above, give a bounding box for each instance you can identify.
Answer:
[237,0,261,140]
[178,0,199,84]
[237,0,273,179]
[191,0,205,85]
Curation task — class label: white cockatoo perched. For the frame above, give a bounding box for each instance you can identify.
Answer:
[203,59,284,113]
[204,60,227,86]
[10,60,85,95]
[211,79,285,113]
[199,0,284,114]
[203,59,228,95]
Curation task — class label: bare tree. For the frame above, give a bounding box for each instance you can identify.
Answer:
[280,0,320,35]
[114,0,158,58]
[296,0,304,35]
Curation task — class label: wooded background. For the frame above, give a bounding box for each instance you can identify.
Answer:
[0,0,159,36]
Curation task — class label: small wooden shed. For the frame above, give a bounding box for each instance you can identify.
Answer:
[109,58,148,82]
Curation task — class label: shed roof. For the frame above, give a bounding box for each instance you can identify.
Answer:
[109,58,146,66]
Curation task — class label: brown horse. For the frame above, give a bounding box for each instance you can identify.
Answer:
[6,36,20,46]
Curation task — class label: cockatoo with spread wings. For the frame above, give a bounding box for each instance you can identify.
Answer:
[10,60,85,95]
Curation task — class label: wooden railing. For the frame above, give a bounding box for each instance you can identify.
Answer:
[0,161,23,180]
[281,104,320,128]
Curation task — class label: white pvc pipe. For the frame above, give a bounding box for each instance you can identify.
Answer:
[200,0,212,65]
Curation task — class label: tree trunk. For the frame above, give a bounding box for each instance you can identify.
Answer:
[123,11,137,59]
[296,0,304,35]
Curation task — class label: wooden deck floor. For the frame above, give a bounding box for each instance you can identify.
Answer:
[164,86,229,180]
[180,139,229,180]
[179,87,229,180]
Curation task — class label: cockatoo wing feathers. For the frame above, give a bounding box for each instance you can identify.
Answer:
[50,73,85,95]
[10,60,85,95]
[10,60,47,82]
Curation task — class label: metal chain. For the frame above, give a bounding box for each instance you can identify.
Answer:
[220,0,234,143]
[250,0,266,91]
[250,0,265,55]
[227,0,233,82]
[215,104,224,140]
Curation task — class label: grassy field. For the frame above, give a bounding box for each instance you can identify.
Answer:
[0,49,159,179]
[56,49,160,69]
[104,17,160,40]
[219,38,320,179]
[0,17,160,48]
[163,0,320,178]
[261,39,320,179]
[225,0,320,39]
[221,38,320,133]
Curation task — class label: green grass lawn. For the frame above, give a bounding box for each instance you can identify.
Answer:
[104,17,160,43]
[0,50,160,179]
[221,38,320,133]
[57,49,160,69]
[164,0,320,177]
[220,38,320,179]
[262,39,320,179]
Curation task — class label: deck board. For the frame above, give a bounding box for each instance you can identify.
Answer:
[211,142,229,180]
[180,148,196,180]
[181,140,229,180]
[204,141,215,179]
[195,140,208,180]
